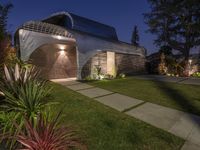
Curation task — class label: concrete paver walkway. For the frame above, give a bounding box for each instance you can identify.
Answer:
[67,83,93,91]
[52,79,200,150]
[126,103,200,146]
[77,87,113,98]
[51,78,79,86]
[95,93,143,111]
[181,141,199,150]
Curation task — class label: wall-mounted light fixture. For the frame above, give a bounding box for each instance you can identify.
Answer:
[58,44,67,55]
[59,48,65,55]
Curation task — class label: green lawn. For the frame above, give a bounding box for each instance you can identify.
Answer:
[50,82,184,150]
[89,77,200,115]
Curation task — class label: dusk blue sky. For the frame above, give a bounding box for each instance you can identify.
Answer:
[3,0,157,54]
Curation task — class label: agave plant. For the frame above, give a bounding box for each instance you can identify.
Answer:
[0,63,52,149]
[16,113,86,150]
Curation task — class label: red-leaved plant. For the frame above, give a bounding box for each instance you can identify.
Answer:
[16,113,86,150]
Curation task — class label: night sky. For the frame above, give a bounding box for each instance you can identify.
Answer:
[3,0,157,54]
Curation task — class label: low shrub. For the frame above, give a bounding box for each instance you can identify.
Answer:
[192,72,200,78]
[118,73,126,79]
[84,76,93,81]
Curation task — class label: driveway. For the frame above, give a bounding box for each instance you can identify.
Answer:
[133,75,200,85]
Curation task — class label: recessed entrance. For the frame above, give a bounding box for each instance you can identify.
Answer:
[30,43,77,79]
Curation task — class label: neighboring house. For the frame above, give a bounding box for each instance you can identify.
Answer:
[15,12,146,79]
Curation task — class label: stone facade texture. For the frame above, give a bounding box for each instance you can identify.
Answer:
[115,53,146,75]
[81,51,146,78]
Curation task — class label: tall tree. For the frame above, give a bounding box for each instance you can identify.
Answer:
[131,25,139,46]
[159,45,172,56]
[144,0,200,74]
[0,2,13,39]
[0,2,13,65]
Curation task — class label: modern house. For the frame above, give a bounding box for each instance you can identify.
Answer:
[15,12,146,79]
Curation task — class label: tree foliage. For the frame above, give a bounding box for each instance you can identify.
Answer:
[144,0,200,61]
[159,45,172,56]
[131,25,139,46]
[0,2,13,65]
[0,2,13,39]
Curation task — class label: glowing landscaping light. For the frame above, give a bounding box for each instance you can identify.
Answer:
[189,59,192,64]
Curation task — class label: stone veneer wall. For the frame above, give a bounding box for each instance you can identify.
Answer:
[91,52,107,74]
[81,52,107,78]
[115,53,146,75]
[81,51,146,78]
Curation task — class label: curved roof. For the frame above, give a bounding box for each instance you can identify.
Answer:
[42,11,118,41]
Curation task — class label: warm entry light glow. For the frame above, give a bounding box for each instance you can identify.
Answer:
[59,49,65,55]
[58,44,66,55]
[59,45,65,50]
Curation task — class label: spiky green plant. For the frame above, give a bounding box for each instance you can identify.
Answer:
[1,79,51,116]
[0,63,52,149]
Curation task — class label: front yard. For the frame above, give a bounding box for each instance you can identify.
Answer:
[89,77,200,115]
[50,83,184,149]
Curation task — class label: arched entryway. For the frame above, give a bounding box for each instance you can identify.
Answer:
[29,43,77,79]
